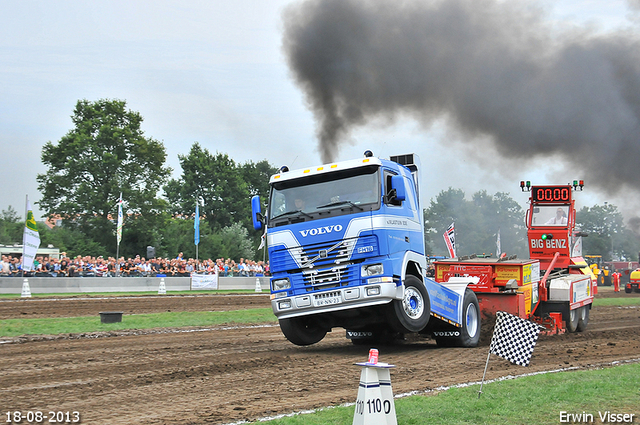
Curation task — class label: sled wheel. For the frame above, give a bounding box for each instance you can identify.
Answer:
[566,307,580,333]
[576,306,590,332]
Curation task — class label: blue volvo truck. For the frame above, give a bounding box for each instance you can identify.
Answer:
[251,151,481,347]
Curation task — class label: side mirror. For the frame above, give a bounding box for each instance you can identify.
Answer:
[251,195,264,230]
[391,175,406,202]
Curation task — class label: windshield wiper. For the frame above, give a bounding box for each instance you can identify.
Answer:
[271,209,313,220]
[316,200,364,211]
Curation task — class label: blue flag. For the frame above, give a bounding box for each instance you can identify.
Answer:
[194,203,200,246]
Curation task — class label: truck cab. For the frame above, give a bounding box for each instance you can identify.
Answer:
[251,152,480,347]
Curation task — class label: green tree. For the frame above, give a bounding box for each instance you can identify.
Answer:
[0,206,23,245]
[164,143,248,230]
[576,203,639,261]
[423,189,526,257]
[38,223,106,258]
[37,99,171,257]
[164,143,276,256]
[240,159,278,200]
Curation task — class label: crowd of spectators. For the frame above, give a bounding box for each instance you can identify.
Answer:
[0,253,270,278]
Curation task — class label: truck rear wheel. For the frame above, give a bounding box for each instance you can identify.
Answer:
[386,276,430,333]
[576,306,590,332]
[435,289,481,347]
[279,317,327,346]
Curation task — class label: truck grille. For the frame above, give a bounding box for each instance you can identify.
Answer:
[302,264,352,291]
[299,238,355,268]
[270,235,378,292]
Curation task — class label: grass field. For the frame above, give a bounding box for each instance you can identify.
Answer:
[264,362,640,425]
[0,293,638,338]
[0,308,276,337]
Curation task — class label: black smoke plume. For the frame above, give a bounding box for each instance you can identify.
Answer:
[282,0,640,197]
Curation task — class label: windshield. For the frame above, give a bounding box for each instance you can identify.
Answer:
[268,166,380,226]
[531,205,569,226]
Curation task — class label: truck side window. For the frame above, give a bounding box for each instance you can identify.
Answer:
[384,171,402,206]
[406,179,418,213]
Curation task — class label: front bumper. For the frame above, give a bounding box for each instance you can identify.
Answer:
[271,280,402,320]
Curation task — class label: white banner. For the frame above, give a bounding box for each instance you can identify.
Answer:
[22,197,40,271]
[116,194,124,245]
[191,273,218,290]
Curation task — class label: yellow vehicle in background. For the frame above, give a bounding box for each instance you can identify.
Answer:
[585,255,612,286]
[626,269,640,294]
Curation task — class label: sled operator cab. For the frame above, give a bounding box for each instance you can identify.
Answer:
[521,180,595,333]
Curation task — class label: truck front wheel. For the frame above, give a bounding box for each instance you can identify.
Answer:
[279,317,327,346]
[386,276,430,333]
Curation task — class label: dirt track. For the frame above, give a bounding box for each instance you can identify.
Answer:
[1,288,639,424]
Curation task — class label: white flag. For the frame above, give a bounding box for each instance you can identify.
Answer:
[22,197,41,271]
[443,222,456,258]
[116,193,124,245]
[490,311,541,367]
[496,229,501,257]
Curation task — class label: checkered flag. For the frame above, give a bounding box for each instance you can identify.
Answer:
[489,311,541,367]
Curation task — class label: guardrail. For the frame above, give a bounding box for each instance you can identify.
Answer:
[0,276,270,294]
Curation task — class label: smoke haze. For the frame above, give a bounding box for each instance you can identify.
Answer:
[282,0,640,198]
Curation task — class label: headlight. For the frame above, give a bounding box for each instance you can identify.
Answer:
[278,300,292,310]
[271,278,291,291]
[362,263,384,277]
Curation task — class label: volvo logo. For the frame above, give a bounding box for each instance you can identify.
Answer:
[433,331,460,337]
[299,224,343,237]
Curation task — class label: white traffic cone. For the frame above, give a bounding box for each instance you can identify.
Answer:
[353,353,397,425]
[255,278,262,293]
[21,278,32,298]
[158,277,166,295]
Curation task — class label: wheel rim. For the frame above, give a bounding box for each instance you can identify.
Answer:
[579,306,586,321]
[570,309,577,323]
[403,287,424,319]
[465,303,479,337]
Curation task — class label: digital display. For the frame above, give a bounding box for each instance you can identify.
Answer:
[532,186,572,203]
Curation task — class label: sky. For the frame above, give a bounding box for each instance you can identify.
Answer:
[1,0,638,222]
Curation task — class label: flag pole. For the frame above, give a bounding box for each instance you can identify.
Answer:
[194,201,200,263]
[478,350,491,398]
[22,195,27,278]
[115,193,123,277]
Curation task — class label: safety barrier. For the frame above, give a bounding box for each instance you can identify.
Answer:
[0,276,269,294]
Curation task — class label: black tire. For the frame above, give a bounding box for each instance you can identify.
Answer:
[566,307,580,333]
[386,275,430,333]
[279,317,327,346]
[576,306,590,332]
[625,287,632,294]
[435,289,481,348]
